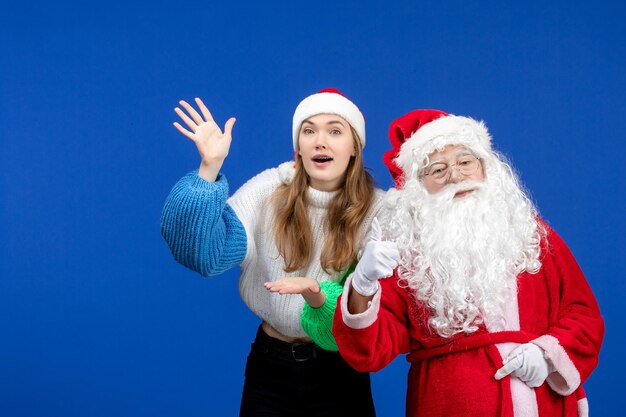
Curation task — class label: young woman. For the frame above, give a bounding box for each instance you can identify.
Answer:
[160,89,385,416]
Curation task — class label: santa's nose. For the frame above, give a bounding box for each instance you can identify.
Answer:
[448,167,465,183]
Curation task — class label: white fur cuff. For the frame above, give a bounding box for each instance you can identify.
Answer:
[532,335,581,396]
[340,274,381,329]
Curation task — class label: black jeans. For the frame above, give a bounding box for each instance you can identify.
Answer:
[239,325,376,417]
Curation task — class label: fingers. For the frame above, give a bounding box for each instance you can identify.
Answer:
[494,353,523,380]
[264,280,291,292]
[384,241,401,262]
[224,117,236,138]
[174,107,198,132]
[195,97,214,122]
[173,122,195,141]
[264,278,313,295]
[264,282,298,295]
[371,241,401,264]
[179,100,204,125]
[494,360,518,380]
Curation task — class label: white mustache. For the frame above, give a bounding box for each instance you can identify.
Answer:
[430,180,485,203]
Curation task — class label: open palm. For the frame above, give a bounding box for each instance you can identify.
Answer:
[173,97,236,165]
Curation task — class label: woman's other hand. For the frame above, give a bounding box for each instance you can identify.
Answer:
[265,277,325,308]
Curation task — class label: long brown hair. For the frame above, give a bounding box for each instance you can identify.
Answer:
[272,129,375,274]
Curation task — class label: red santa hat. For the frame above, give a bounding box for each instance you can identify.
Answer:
[383,109,493,188]
[292,88,366,150]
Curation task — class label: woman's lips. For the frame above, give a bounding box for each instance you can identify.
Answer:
[311,155,333,167]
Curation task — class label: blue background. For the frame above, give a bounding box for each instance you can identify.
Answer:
[1,1,624,415]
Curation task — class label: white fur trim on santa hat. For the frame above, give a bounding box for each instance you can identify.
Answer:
[292,91,366,150]
[395,115,492,178]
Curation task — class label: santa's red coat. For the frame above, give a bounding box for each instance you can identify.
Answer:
[333,224,604,417]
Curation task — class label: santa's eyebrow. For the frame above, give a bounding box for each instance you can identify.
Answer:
[427,151,476,166]
[425,159,446,166]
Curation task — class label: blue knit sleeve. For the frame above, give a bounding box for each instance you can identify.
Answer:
[160,171,247,277]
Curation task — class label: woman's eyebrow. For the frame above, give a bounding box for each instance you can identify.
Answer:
[302,118,347,127]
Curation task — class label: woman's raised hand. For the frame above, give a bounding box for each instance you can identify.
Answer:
[173,97,236,182]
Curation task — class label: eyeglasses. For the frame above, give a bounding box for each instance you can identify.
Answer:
[421,154,481,184]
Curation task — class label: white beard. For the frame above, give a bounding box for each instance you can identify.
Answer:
[382,162,543,338]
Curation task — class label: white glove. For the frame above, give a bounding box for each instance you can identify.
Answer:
[351,218,400,297]
[494,343,552,388]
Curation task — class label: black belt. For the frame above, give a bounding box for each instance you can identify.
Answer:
[252,325,330,362]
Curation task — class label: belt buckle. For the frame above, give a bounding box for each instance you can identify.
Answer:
[291,343,312,362]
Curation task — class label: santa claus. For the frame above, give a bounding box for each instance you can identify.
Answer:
[333,109,604,417]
